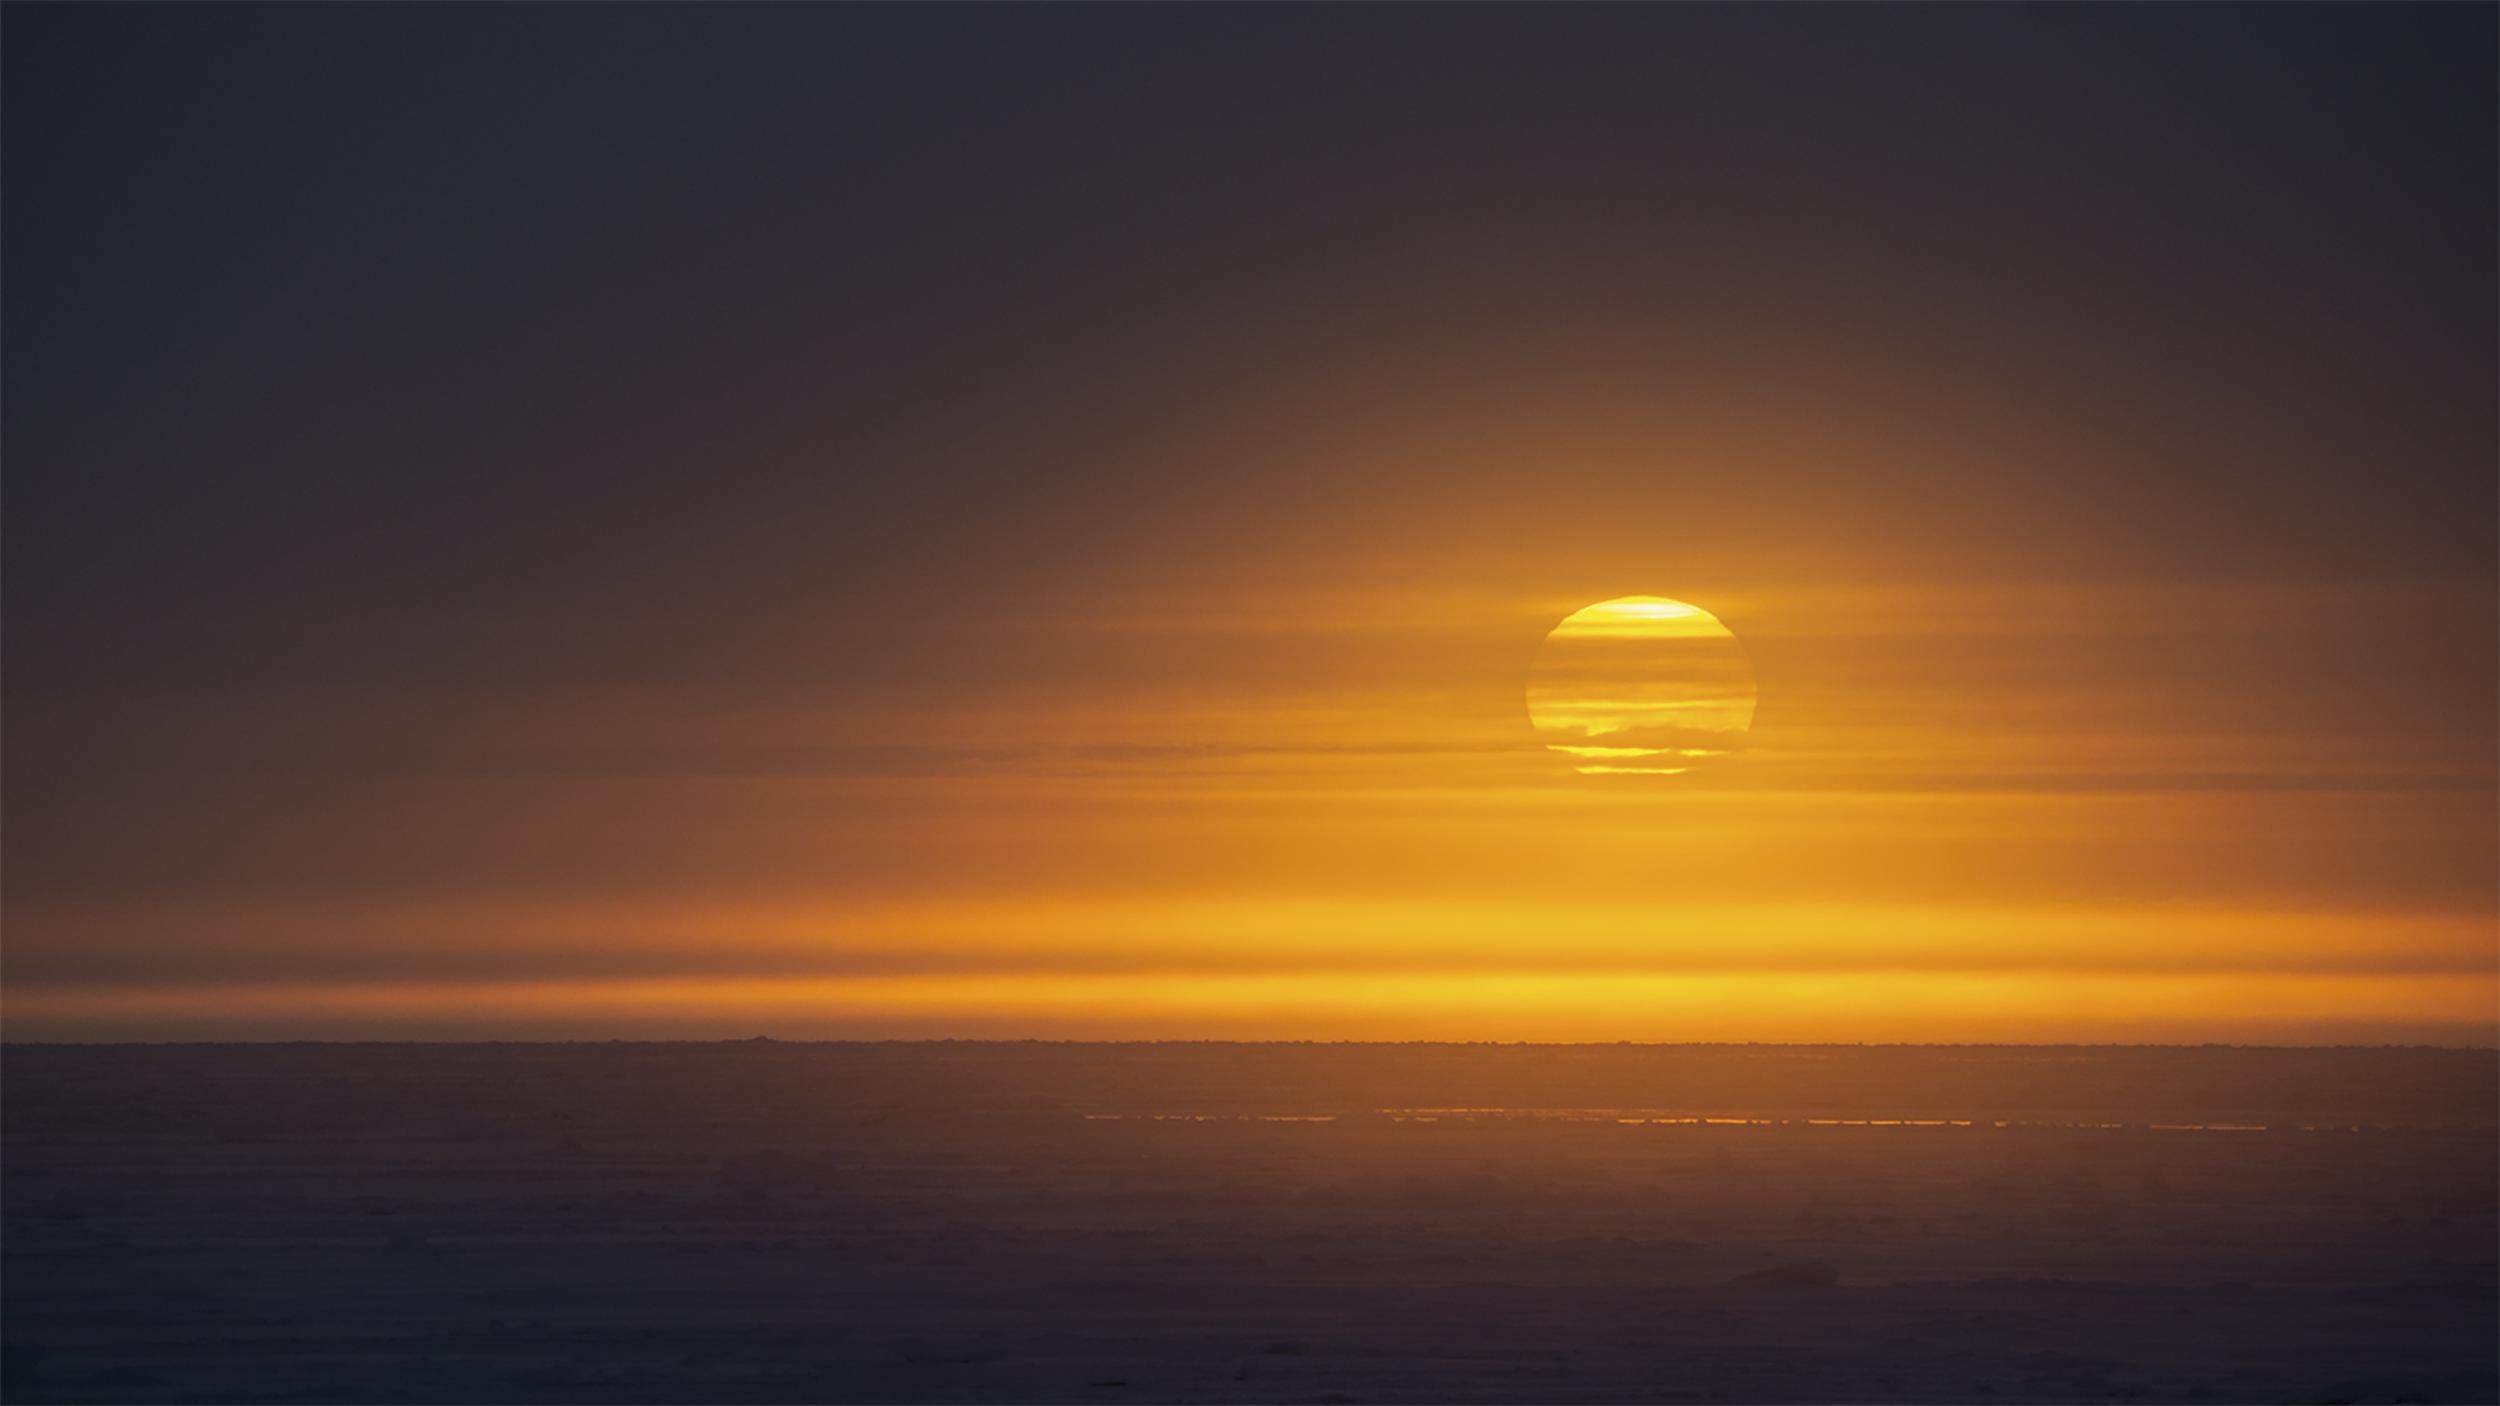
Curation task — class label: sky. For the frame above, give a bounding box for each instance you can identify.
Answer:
[6,6,2494,1043]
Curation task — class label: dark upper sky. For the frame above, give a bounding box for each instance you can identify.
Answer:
[11,6,2491,626]
[5,6,2493,1040]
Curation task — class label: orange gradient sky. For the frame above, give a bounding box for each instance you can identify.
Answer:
[7,7,2494,1043]
[11,560,2493,1042]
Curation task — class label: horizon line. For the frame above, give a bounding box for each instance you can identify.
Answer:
[9,1037,2495,1051]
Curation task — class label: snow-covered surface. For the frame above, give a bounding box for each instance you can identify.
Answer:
[5,1042,2494,1403]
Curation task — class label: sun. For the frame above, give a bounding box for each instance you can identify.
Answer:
[1525,596,1757,775]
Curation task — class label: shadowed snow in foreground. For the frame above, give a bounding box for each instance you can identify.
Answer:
[4,1042,2494,1404]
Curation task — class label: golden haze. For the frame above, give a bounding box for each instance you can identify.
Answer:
[11,560,2493,1043]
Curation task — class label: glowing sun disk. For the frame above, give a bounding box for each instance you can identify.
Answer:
[1526,595,1757,775]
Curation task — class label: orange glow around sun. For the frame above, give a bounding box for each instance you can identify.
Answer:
[7,573,2492,1045]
